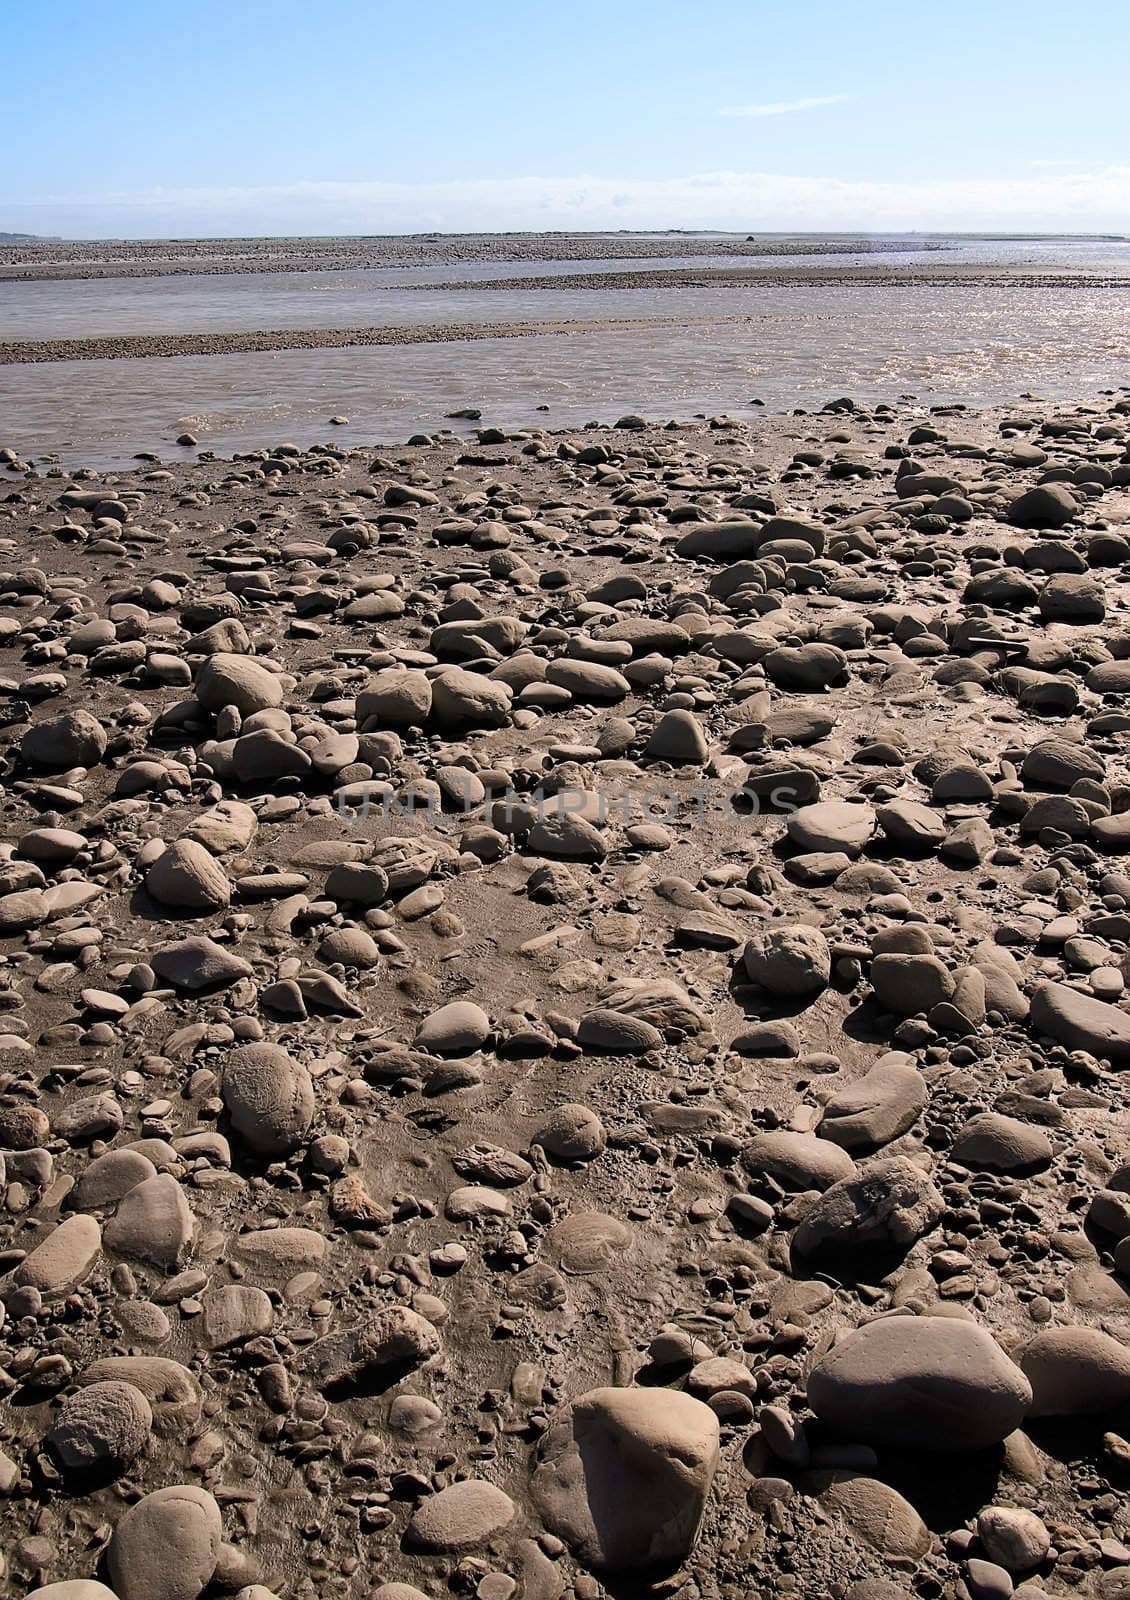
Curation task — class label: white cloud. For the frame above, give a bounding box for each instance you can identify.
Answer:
[4,166,1130,237]
[719,95,847,118]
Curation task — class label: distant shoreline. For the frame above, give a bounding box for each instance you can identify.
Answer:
[3,228,1126,283]
[423,265,1130,292]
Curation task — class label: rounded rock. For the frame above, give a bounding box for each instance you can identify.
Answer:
[195,654,284,716]
[1021,1326,1130,1416]
[26,1587,121,1600]
[787,800,876,857]
[533,1104,606,1163]
[21,711,107,771]
[222,1043,314,1156]
[951,1113,1052,1173]
[531,1386,719,1572]
[146,839,231,913]
[743,923,830,998]
[406,1479,516,1553]
[976,1507,1050,1573]
[107,1484,222,1600]
[807,1316,1031,1452]
[416,1000,491,1055]
[46,1380,153,1477]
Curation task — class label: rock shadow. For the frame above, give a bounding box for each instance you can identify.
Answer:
[321,1354,432,1403]
[871,1442,1006,1531]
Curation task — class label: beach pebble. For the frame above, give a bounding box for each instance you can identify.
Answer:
[21,710,107,769]
[407,1480,516,1553]
[104,1173,195,1269]
[296,1306,440,1387]
[792,1155,944,1261]
[25,1588,120,1600]
[951,1113,1052,1172]
[195,653,284,715]
[976,1507,1051,1573]
[743,922,830,997]
[819,1056,927,1150]
[146,839,231,912]
[16,1215,102,1297]
[533,1103,606,1162]
[417,1000,491,1053]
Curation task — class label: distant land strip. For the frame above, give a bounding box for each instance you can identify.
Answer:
[0,314,761,365]
[426,266,1130,291]
[0,235,946,281]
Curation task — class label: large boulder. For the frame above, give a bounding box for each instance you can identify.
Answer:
[1021,1327,1130,1416]
[743,923,830,998]
[808,1316,1031,1451]
[577,1009,663,1053]
[792,1155,943,1264]
[107,1485,222,1600]
[21,711,107,771]
[1020,738,1104,790]
[532,1386,719,1572]
[1029,982,1130,1063]
[222,1043,314,1156]
[195,653,284,715]
[1039,572,1104,622]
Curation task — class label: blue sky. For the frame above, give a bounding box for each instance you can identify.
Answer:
[3,0,1128,237]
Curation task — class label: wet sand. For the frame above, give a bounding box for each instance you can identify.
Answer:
[0,314,769,365]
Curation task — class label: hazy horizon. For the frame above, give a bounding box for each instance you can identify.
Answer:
[5,173,1130,240]
[5,227,1130,246]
